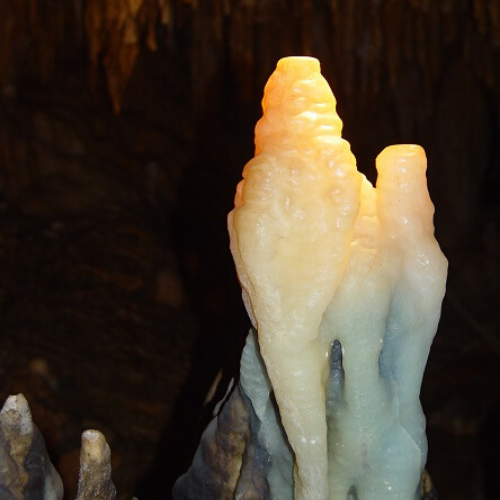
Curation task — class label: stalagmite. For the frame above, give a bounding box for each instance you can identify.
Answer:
[227,56,446,500]
[157,55,449,500]
[228,56,360,500]
[75,430,116,500]
[227,56,447,500]
[0,394,64,500]
[0,395,118,500]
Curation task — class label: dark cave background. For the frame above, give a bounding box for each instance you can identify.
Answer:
[0,1,499,500]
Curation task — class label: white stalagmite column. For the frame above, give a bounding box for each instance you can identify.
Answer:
[228,56,447,500]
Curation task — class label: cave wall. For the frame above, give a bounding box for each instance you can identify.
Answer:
[1,0,499,244]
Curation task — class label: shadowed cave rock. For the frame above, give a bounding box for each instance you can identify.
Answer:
[1,1,499,500]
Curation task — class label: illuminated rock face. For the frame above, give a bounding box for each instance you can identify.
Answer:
[175,56,447,500]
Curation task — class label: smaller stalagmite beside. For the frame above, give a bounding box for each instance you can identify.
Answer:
[174,56,447,500]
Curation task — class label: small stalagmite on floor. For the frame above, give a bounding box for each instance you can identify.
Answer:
[75,430,116,500]
[0,394,64,500]
[0,394,117,500]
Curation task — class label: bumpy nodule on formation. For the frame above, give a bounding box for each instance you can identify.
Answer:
[175,57,447,500]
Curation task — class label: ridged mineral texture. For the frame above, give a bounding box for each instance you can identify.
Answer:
[175,57,447,500]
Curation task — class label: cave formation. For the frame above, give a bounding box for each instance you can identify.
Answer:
[0,1,499,500]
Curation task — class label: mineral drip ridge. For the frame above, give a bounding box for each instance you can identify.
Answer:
[173,331,437,500]
[0,333,436,500]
